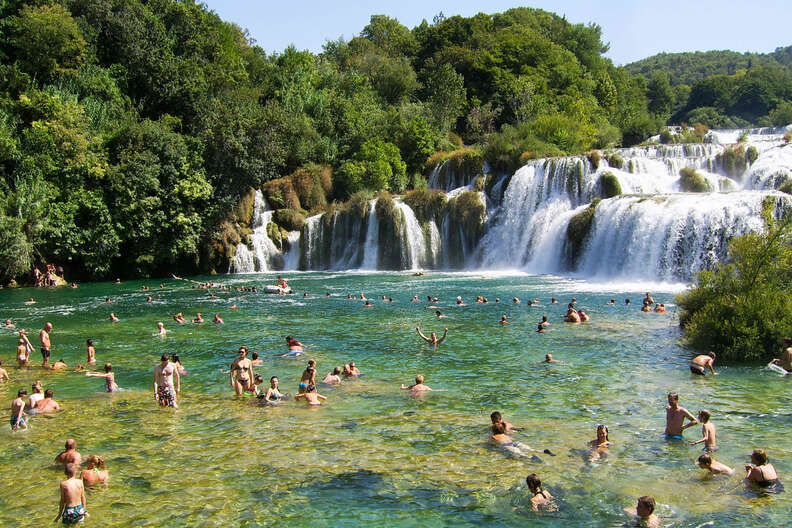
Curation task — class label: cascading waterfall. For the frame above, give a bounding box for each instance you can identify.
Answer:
[231,191,281,273]
[229,125,792,281]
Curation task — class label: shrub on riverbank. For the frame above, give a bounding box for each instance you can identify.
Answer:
[598,172,622,198]
[273,209,307,232]
[676,209,792,361]
[715,144,748,179]
[402,189,447,223]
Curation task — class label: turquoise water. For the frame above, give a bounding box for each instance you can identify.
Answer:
[0,272,789,527]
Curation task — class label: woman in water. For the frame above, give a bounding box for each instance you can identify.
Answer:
[172,354,187,375]
[259,376,284,403]
[86,363,119,392]
[230,346,253,396]
[526,473,556,512]
[744,449,781,490]
[80,455,109,487]
[86,339,96,365]
[588,424,612,460]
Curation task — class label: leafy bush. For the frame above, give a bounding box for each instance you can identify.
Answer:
[679,168,711,192]
[598,172,622,198]
[769,102,792,126]
[403,188,447,223]
[715,144,747,179]
[606,153,624,169]
[586,150,601,169]
[785,132,792,143]
[263,177,301,210]
[746,146,759,164]
[676,210,792,361]
[272,209,307,232]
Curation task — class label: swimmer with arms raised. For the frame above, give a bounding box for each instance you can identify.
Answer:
[416,326,448,346]
[664,392,697,439]
[690,352,717,375]
[294,384,326,405]
[401,374,432,392]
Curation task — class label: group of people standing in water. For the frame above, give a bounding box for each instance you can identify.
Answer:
[2,280,786,525]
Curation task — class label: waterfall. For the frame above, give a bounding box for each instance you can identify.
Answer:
[395,200,427,270]
[231,191,281,273]
[227,125,792,282]
[360,200,379,269]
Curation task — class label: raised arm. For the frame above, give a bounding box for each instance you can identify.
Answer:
[436,327,449,344]
[415,327,430,343]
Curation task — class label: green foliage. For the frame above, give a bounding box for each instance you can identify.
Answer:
[606,153,624,169]
[7,4,86,82]
[659,123,709,144]
[676,209,792,361]
[586,150,601,169]
[716,144,748,179]
[769,102,792,126]
[598,172,622,198]
[679,168,712,192]
[403,189,448,223]
[337,139,406,197]
[273,209,307,232]
[647,71,673,115]
[746,146,759,164]
[566,200,599,267]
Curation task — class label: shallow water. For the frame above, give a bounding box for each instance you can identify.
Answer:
[0,272,789,527]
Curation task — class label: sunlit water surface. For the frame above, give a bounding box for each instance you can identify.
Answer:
[0,272,789,527]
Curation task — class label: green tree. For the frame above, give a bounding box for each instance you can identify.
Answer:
[646,71,673,115]
[425,63,466,132]
[337,138,407,196]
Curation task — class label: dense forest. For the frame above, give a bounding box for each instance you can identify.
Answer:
[627,47,792,128]
[0,1,790,282]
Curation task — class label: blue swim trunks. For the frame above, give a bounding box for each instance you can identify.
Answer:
[62,504,86,524]
[10,415,26,428]
[298,382,307,391]
[664,434,683,440]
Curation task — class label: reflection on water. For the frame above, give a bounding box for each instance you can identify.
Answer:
[0,272,789,527]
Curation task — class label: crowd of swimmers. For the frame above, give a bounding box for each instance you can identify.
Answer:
[2,282,787,524]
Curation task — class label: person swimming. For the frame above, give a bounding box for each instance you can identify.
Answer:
[400,374,432,392]
[85,363,119,392]
[416,326,448,346]
[500,315,508,325]
[294,384,326,405]
[259,376,284,402]
[526,473,556,512]
[490,422,536,457]
[697,454,734,475]
[744,449,781,490]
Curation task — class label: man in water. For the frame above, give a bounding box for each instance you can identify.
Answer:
[213,314,224,324]
[539,316,550,328]
[36,389,61,413]
[10,388,27,430]
[771,337,792,372]
[154,322,167,337]
[55,464,86,525]
[5,319,14,328]
[40,322,53,368]
[49,359,68,370]
[689,409,717,451]
[401,374,432,392]
[500,315,508,325]
[490,411,522,432]
[294,384,326,405]
[416,326,448,346]
[490,422,536,456]
[154,354,180,408]
[55,439,82,467]
[108,313,119,323]
[697,454,734,475]
[644,292,654,306]
[664,392,698,439]
[624,496,660,528]
[690,352,717,375]
[543,354,563,364]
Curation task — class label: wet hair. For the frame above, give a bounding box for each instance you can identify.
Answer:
[104,363,112,372]
[751,449,768,465]
[65,463,78,477]
[596,424,609,441]
[172,355,180,364]
[161,354,169,362]
[526,473,542,494]
[667,392,678,401]
[332,366,342,375]
[85,455,106,470]
[637,496,655,515]
[65,439,76,449]
[86,339,93,346]
[415,375,424,384]
[18,388,27,397]
[251,352,259,360]
[308,359,316,367]
[698,409,710,422]
[698,454,712,466]
[45,389,54,398]
[285,336,292,341]
[707,352,716,359]
[435,310,442,316]
[541,316,548,322]
[491,422,506,435]
[625,299,631,304]
[270,376,278,383]
[490,411,502,423]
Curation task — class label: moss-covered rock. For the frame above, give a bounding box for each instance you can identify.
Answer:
[779,180,792,195]
[232,187,256,227]
[586,150,601,169]
[679,168,712,192]
[402,189,448,224]
[746,146,759,164]
[715,144,747,179]
[447,191,486,242]
[291,164,332,213]
[598,172,622,198]
[606,153,624,169]
[424,148,484,189]
[273,209,307,232]
[565,199,599,268]
[266,222,292,251]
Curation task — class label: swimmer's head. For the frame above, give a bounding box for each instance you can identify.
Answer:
[17,388,27,397]
[491,422,506,435]
[667,392,679,404]
[45,322,53,331]
[86,339,93,346]
[636,496,655,517]
[698,409,710,423]
[308,359,316,367]
[238,346,248,356]
[436,311,442,316]
[333,367,342,375]
[697,454,712,467]
[751,449,768,465]
[104,363,112,372]
[415,375,424,384]
[596,424,609,441]
[85,455,106,470]
[254,374,263,384]
[65,439,76,450]
[526,473,542,493]
[160,354,169,362]
[65,463,78,478]
[542,316,548,322]
[349,362,356,368]
[707,352,716,359]
[251,352,259,360]
[490,412,503,424]
[545,354,553,361]
[157,322,164,328]
[270,376,278,386]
